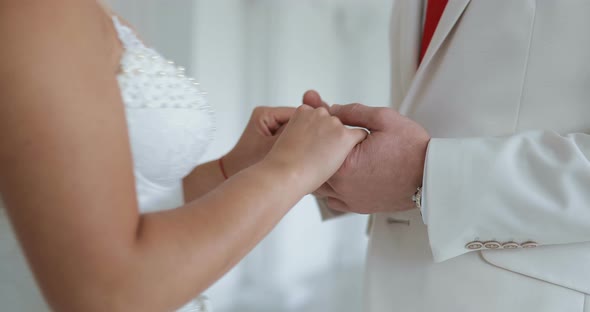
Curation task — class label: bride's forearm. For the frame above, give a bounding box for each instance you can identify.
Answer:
[182,159,226,202]
[128,160,306,311]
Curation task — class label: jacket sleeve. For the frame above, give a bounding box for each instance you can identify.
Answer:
[423,130,590,262]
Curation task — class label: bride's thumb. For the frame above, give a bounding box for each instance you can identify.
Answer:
[347,128,369,145]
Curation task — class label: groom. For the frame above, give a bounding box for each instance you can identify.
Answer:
[305,0,590,311]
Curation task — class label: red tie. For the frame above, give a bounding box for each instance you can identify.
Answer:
[420,0,449,64]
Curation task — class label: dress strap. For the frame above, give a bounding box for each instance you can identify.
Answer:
[111,16,145,50]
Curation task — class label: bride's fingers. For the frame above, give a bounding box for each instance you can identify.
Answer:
[262,107,296,135]
[274,124,287,136]
[347,128,369,145]
[270,107,297,125]
[297,104,314,111]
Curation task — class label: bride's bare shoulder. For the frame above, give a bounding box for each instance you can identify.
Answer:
[0,0,121,73]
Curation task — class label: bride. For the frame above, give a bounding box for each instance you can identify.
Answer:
[0,1,366,311]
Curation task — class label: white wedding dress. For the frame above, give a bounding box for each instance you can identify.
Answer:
[0,16,214,311]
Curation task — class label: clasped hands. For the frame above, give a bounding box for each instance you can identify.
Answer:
[224,90,431,214]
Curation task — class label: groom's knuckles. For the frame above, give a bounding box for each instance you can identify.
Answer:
[370,107,397,128]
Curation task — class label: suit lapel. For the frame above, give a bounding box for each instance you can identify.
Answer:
[398,0,472,115]
[421,0,471,69]
[389,0,424,108]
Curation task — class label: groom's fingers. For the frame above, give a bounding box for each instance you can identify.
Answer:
[326,197,349,212]
[330,104,386,131]
[314,182,339,198]
[302,90,329,109]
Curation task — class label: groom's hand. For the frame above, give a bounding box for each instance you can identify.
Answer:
[303,91,430,214]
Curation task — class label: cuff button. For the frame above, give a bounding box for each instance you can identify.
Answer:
[521,241,538,248]
[502,242,519,249]
[466,241,484,250]
[483,241,501,249]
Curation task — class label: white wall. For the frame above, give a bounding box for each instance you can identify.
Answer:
[105,1,392,311]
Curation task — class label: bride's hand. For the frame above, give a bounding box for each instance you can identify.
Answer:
[264,105,368,193]
[223,106,296,177]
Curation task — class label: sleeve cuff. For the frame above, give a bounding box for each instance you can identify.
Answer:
[420,144,430,224]
[423,138,476,262]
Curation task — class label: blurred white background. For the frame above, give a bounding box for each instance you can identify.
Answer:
[106,1,393,311]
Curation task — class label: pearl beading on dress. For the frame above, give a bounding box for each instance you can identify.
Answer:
[113,17,210,112]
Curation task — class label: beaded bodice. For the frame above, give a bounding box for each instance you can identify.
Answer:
[113,17,214,214]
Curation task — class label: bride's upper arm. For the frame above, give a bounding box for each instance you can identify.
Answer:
[0,0,140,308]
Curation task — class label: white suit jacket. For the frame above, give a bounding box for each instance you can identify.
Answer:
[322,0,590,310]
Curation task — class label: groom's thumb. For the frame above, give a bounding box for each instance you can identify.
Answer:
[330,103,387,131]
[302,90,329,109]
